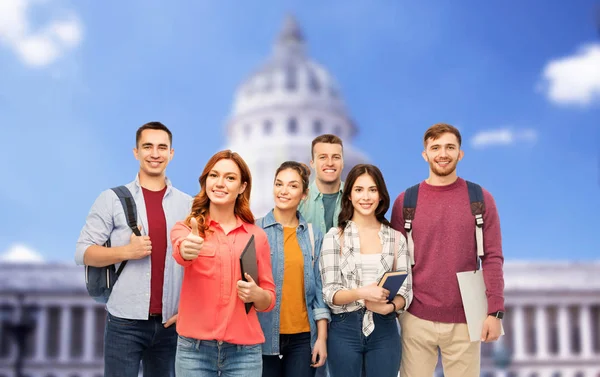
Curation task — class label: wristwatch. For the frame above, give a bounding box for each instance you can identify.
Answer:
[489,311,504,319]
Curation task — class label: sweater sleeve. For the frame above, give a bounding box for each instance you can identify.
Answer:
[480,189,505,313]
[170,221,196,268]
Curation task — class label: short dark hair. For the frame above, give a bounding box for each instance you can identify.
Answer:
[337,164,391,231]
[311,134,343,159]
[423,123,461,148]
[136,122,173,147]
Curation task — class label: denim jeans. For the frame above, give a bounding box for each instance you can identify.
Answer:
[262,332,316,377]
[104,313,177,377]
[175,336,262,377]
[327,310,400,377]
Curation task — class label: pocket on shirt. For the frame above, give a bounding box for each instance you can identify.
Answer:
[198,243,217,257]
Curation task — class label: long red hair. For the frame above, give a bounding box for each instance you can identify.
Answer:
[185,150,254,237]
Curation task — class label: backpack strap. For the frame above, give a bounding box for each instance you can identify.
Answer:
[307,223,315,267]
[466,181,485,258]
[392,230,399,271]
[402,184,420,265]
[110,185,141,277]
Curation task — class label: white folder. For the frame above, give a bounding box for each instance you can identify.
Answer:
[456,269,504,342]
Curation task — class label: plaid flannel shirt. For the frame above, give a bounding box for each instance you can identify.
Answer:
[319,221,413,335]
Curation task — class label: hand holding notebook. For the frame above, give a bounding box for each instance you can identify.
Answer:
[239,235,258,314]
[378,271,408,303]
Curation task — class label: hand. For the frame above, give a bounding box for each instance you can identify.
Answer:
[311,337,327,368]
[365,300,395,315]
[164,314,177,328]
[481,315,502,342]
[127,225,151,259]
[358,283,389,303]
[236,273,263,303]
[180,218,204,261]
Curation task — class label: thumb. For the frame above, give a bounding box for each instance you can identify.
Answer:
[132,224,143,238]
[190,218,200,236]
[244,273,255,284]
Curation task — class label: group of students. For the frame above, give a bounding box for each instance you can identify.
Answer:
[75,121,505,377]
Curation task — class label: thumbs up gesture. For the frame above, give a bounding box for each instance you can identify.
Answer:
[127,225,152,260]
[180,218,204,261]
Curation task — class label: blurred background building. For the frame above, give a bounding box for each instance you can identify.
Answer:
[1,16,599,377]
[2,262,600,377]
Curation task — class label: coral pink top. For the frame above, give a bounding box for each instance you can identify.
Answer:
[171,217,276,345]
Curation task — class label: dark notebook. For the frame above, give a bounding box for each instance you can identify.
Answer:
[239,235,258,314]
[378,271,408,303]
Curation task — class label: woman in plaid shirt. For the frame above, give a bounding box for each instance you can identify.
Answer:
[319,164,413,377]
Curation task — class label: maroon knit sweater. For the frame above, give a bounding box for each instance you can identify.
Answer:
[391,178,505,323]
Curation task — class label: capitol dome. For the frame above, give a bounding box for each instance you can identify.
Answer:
[226,15,368,217]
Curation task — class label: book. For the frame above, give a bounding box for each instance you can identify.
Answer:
[239,235,258,314]
[457,269,505,342]
[378,271,408,302]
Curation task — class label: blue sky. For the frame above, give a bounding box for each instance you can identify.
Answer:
[0,0,598,263]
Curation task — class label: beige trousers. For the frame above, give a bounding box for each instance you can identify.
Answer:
[399,311,481,377]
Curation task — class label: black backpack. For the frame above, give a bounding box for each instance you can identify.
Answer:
[402,181,485,266]
[85,186,141,303]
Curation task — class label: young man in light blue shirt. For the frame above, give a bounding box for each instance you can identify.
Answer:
[75,122,191,377]
[299,134,344,377]
[299,134,345,236]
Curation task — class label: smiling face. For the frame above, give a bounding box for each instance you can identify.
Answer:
[310,142,344,185]
[205,158,247,207]
[133,129,173,179]
[422,132,464,178]
[273,168,306,212]
[350,173,380,218]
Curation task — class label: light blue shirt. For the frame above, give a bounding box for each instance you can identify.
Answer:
[75,175,192,322]
[298,180,344,236]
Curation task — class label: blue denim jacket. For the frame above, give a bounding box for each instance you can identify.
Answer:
[255,210,331,355]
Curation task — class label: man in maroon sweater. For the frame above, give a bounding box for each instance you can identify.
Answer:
[391,123,504,377]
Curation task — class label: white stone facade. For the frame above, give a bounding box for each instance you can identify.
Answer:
[1,262,599,377]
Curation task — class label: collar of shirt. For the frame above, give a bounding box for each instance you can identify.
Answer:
[132,173,174,197]
[261,209,308,231]
[308,180,344,201]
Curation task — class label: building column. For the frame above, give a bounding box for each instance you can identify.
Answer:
[558,304,571,358]
[579,304,593,358]
[34,305,48,362]
[83,305,96,362]
[512,305,526,361]
[59,305,72,362]
[535,305,549,359]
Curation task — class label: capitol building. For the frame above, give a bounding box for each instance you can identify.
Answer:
[1,16,599,377]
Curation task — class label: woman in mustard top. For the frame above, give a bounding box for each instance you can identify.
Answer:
[255,161,330,377]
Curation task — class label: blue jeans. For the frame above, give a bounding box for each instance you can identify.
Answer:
[262,332,316,377]
[176,336,262,377]
[327,310,400,377]
[104,313,177,377]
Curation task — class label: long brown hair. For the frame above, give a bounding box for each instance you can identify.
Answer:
[337,164,391,234]
[185,150,254,236]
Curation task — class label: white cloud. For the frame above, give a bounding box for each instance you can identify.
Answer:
[0,0,83,68]
[0,243,44,264]
[471,128,538,149]
[540,43,600,107]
